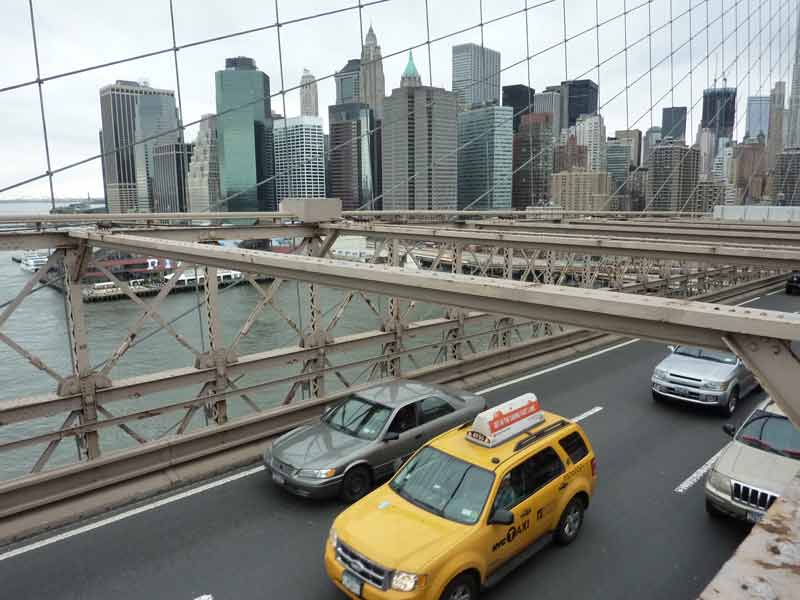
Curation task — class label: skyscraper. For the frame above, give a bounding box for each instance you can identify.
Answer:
[642,126,662,163]
[533,88,561,140]
[452,43,501,111]
[134,92,180,212]
[300,69,318,117]
[273,116,326,201]
[606,138,633,192]
[775,147,800,205]
[615,129,642,167]
[99,80,176,213]
[787,10,800,147]
[335,59,361,105]
[215,57,276,211]
[187,114,220,213]
[152,142,193,213]
[560,80,599,129]
[565,113,606,172]
[554,135,588,173]
[360,25,385,121]
[328,103,375,210]
[457,104,513,210]
[502,84,535,133]
[701,86,737,142]
[512,112,554,208]
[382,52,458,210]
[661,107,687,142]
[745,96,770,140]
[645,139,700,211]
[768,82,786,170]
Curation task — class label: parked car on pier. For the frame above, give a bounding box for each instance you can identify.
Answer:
[264,380,486,502]
[786,270,800,294]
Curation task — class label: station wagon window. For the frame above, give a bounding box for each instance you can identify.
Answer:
[419,397,455,424]
[493,447,566,511]
[388,404,418,434]
[559,431,589,464]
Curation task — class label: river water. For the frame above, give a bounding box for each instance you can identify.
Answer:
[0,202,451,480]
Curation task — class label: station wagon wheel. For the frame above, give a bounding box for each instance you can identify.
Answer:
[439,573,478,600]
[340,465,372,503]
[555,497,585,545]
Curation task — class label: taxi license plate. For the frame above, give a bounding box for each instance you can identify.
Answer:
[272,472,285,485]
[342,571,362,596]
[747,510,763,524]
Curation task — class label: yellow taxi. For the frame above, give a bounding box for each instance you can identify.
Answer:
[324,393,597,600]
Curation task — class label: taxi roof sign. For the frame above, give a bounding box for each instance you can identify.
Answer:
[465,393,543,448]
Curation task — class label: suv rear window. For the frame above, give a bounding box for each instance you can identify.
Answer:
[559,431,589,463]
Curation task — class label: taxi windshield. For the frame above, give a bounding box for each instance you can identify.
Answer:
[390,447,494,525]
[322,395,391,441]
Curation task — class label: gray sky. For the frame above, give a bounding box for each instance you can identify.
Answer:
[0,0,794,200]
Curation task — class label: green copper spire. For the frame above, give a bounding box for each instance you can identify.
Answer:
[401,50,422,87]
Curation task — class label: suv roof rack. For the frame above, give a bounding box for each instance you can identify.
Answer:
[513,419,568,452]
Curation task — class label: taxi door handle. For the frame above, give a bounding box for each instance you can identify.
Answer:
[558,482,568,491]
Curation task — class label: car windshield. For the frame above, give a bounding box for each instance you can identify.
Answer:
[674,346,737,364]
[736,410,800,460]
[390,447,494,525]
[322,396,391,441]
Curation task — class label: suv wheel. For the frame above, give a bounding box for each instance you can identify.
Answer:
[554,497,585,545]
[719,388,738,417]
[439,573,478,600]
[340,465,371,503]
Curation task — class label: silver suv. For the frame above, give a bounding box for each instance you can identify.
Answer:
[705,399,800,522]
[651,345,759,415]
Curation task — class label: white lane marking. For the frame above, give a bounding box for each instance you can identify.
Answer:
[674,449,723,494]
[571,406,604,422]
[766,290,782,296]
[476,338,641,395]
[735,296,761,306]
[0,465,265,562]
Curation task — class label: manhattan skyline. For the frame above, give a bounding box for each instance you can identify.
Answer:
[0,0,795,200]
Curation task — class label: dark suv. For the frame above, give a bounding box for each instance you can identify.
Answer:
[787,271,800,295]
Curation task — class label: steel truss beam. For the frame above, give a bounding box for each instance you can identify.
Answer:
[71,232,800,353]
[321,223,800,268]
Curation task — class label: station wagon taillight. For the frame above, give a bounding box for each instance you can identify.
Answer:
[591,458,597,477]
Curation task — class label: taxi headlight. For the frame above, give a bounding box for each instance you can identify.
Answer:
[653,367,668,380]
[702,379,730,391]
[297,468,337,479]
[391,571,425,592]
[707,469,731,494]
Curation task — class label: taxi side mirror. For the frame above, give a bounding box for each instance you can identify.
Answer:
[722,424,736,437]
[383,431,400,442]
[488,508,514,526]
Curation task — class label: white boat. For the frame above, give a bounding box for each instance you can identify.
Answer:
[164,268,243,288]
[19,253,51,272]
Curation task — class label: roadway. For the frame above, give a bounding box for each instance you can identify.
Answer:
[1,290,797,600]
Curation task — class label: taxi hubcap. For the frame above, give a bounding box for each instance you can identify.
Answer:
[449,585,472,600]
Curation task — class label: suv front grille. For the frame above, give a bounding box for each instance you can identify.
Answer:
[731,480,778,511]
[336,541,390,589]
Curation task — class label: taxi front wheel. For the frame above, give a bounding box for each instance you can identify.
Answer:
[439,573,479,600]
[554,497,585,545]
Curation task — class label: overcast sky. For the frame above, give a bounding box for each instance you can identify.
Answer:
[0,0,794,200]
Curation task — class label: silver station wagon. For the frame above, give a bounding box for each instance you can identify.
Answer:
[651,345,759,416]
[264,380,486,501]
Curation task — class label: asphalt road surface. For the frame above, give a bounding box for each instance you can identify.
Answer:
[2,290,797,600]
